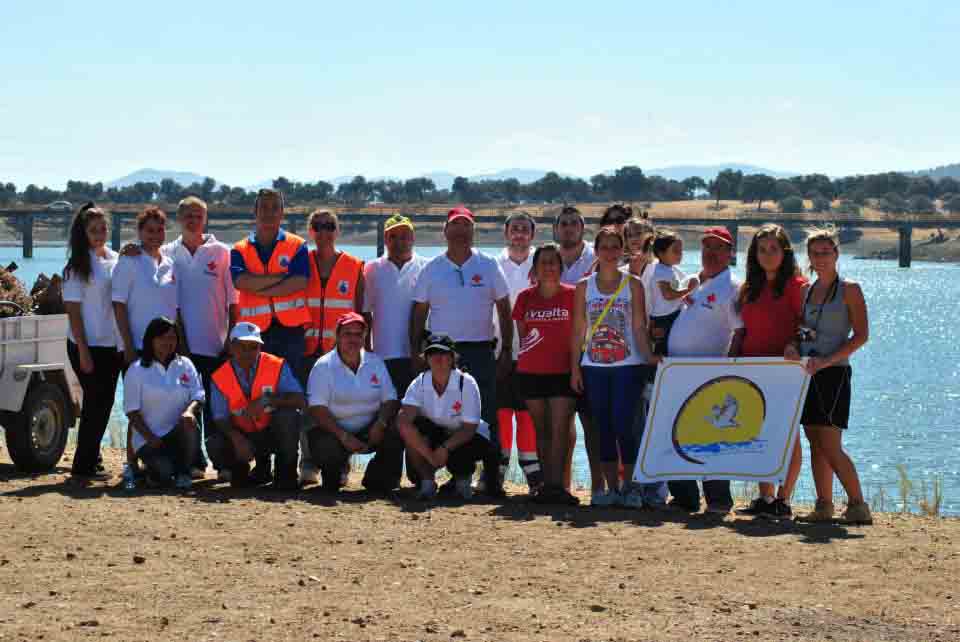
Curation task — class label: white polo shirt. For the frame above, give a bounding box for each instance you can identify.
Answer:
[668,268,744,357]
[560,242,595,285]
[413,249,509,343]
[163,235,238,357]
[307,349,397,433]
[63,248,119,347]
[494,248,533,358]
[363,253,429,360]
[123,355,205,453]
[111,254,178,351]
[402,369,490,439]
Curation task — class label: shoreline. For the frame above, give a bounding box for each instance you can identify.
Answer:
[1,447,957,642]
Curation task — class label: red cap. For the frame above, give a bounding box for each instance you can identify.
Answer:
[446,206,475,223]
[703,227,733,246]
[335,312,367,330]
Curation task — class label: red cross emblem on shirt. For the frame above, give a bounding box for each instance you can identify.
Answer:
[207,260,217,271]
[179,373,190,384]
[471,274,482,284]
[452,400,463,413]
[370,373,379,385]
[706,293,717,303]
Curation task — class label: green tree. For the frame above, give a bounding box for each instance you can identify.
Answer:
[590,174,611,198]
[944,194,960,214]
[272,177,294,198]
[708,169,743,207]
[609,166,647,200]
[779,195,805,213]
[681,176,706,199]
[0,182,16,205]
[452,176,470,201]
[908,195,935,213]
[739,173,777,208]
[159,178,183,203]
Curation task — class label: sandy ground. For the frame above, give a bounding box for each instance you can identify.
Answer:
[1,448,959,642]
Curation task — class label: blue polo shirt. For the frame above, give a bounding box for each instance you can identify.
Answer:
[210,353,303,422]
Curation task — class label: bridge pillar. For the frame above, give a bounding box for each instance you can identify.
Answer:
[726,223,739,265]
[898,225,913,268]
[22,212,34,258]
[376,217,386,257]
[111,213,123,251]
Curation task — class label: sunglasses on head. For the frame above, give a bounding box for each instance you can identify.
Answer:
[603,215,628,225]
[312,221,337,232]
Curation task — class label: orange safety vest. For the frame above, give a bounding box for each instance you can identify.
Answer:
[304,250,363,356]
[234,233,310,332]
[210,353,285,433]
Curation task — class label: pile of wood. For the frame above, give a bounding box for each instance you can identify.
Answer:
[0,263,64,318]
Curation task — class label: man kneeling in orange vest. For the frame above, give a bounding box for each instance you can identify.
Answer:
[206,322,306,490]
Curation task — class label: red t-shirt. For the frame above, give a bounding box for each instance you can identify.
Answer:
[740,275,807,357]
[512,284,576,374]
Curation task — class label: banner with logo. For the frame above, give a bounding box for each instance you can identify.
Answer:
[633,357,810,484]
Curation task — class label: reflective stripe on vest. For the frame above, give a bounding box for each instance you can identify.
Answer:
[234,234,311,331]
[210,353,285,433]
[304,251,363,356]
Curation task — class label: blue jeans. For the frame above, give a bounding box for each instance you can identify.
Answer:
[582,365,644,465]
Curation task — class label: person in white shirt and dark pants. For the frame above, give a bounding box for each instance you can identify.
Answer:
[123,317,204,489]
[397,334,491,500]
[306,313,403,493]
[62,203,123,481]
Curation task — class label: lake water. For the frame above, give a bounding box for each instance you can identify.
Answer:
[3,244,958,514]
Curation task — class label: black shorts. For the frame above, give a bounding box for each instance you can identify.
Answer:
[496,364,526,411]
[514,372,575,400]
[801,366,852,429]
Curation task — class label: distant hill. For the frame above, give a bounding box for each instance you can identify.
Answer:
[641,164,797,181]
[907,163,960,180]
[107,168,216,188]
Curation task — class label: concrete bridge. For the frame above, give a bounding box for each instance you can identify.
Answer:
[4,209,959,268]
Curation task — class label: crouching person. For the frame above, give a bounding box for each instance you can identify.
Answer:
[206,322,305,490]
[305,312,403,494]
[396,334,490,500]
[123,317,205,490]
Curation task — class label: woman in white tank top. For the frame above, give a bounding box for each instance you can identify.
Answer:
[571,227,659,508]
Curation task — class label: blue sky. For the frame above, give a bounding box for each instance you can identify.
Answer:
[2,0,958,188]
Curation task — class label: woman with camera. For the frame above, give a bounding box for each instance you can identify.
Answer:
[735,225,807,518]
[794,229,871,525]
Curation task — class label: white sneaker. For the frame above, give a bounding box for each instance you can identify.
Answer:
[591,489,620,507]
[454,476,474,500]
[174,474,192,490]
[299,464,320,485]
[416,479,438,500]
[190,466,206,480]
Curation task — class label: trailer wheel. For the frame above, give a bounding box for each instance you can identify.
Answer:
[4,382,70,472]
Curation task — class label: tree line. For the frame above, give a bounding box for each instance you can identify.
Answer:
[2,167,959,216]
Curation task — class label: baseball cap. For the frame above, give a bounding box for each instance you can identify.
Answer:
[703,227,734,246]
[422,333,457,355]
[335,312,367,331]
[384,214,414,233]
[229,321,264,344]
[446,206,474,223]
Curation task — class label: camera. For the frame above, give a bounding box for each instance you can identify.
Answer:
[797,326,817,343]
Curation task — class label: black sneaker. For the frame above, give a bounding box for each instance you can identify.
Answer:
[768,498,793,519]
[735,497,775,516]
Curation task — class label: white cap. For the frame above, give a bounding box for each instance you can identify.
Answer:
[229,321,264,344]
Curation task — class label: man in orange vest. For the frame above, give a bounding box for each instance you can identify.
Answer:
[230,188,310,381]
[300,209,366,484]
[205,322,305,490]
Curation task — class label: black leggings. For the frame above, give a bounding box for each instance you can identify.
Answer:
[67,341,122,476]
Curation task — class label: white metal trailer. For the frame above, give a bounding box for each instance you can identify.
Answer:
[0,310,81,471]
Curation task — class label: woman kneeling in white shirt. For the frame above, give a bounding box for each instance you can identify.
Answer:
[123,317,205,489]
[396,334,490,501]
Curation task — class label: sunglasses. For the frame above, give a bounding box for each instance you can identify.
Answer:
[312,221,337,232]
